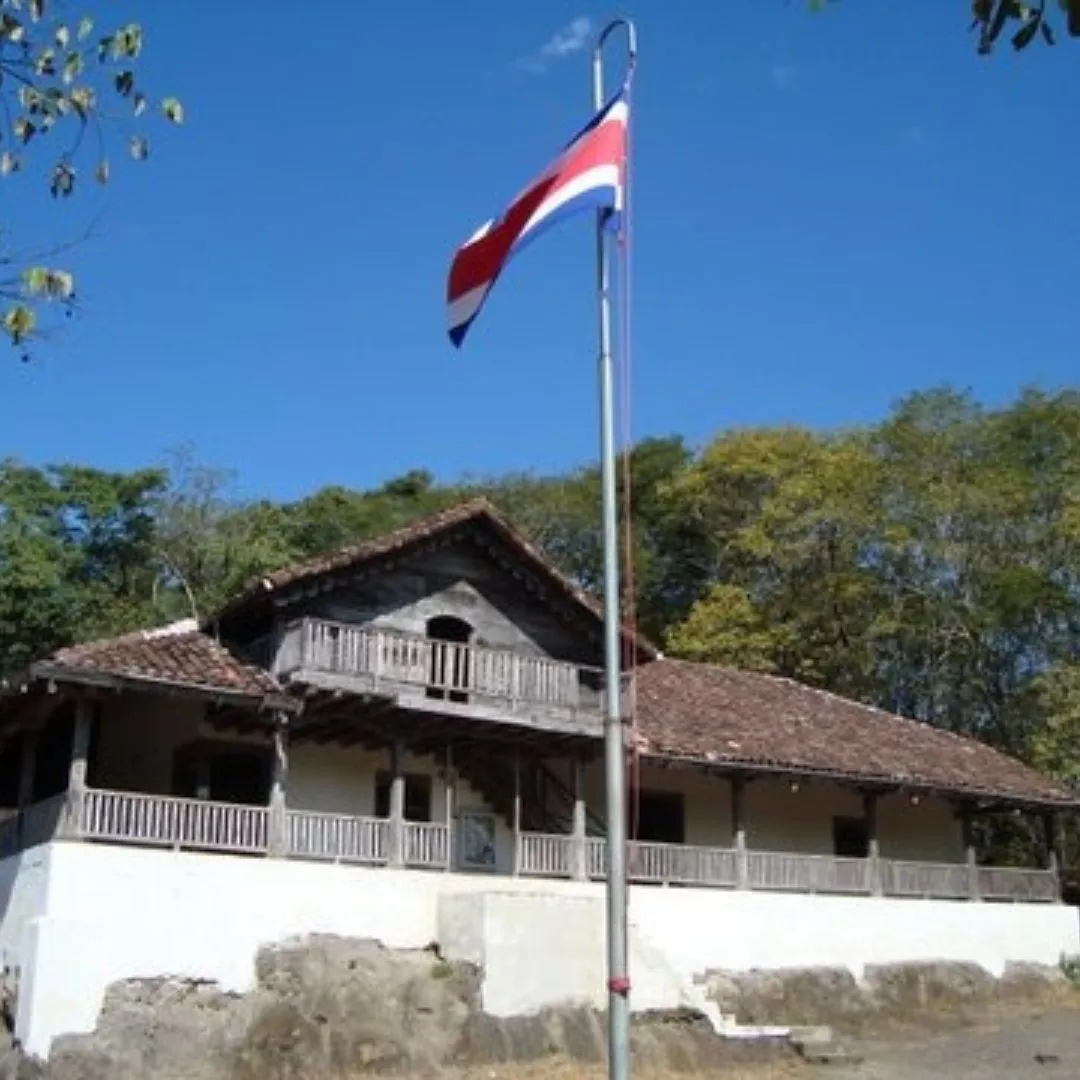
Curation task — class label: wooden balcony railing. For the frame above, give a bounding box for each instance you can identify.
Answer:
[0,790,1061,905]
[746,850,872,894]
[628,840,740,887]
[977,865,1061,903]
[81,789,269,853]
[403,821,450,868]
[519,832,575,877]
[287,809,388,864]
[282,617,605,716]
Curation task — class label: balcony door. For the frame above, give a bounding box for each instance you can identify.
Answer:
[426,615,472,703]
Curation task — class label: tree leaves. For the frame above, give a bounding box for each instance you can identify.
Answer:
[162,97,184,125]
[0,11,185,354]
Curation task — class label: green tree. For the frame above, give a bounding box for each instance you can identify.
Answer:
[0,459,166,674]
[661,425,882,696]
[661,388,1080,762]
[1,2,183,356]
[151,447,296,620]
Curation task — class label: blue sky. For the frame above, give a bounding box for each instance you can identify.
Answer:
[2,1,1078,501]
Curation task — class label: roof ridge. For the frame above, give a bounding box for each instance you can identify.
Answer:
[211,496,658,658]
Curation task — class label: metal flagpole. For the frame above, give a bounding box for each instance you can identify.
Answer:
[593,18,636,1080]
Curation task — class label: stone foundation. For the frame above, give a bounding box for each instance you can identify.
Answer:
[0,937,790,1080]
[701,960,1076,1034]
[2,940,1074,1079]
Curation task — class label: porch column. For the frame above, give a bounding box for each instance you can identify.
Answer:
[65,699,93,838]
[16,727,39,809]
[731,777,748,890]
[863,792,882,896]
[571,757,587,881]
[511,750,522,876]
[443,745,456,872]
[961,808,980,902]
[388,739,406,868]
[1042,812,1063,903]
[268,712,289,857]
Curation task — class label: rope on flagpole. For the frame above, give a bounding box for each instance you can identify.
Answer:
[616,66,641,844]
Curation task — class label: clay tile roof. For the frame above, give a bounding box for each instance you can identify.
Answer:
[215,498,657,658]
[633,658,1077,808]
[35,621,289,704]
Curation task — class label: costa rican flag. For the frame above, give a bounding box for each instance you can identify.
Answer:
[447,90,629,347]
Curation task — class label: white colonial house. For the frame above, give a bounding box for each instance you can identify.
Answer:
[0,499,1076,1058]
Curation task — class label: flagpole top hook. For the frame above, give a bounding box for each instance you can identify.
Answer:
[593,17,637,104]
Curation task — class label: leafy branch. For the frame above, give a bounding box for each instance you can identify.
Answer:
[807,0,1080,50]
[0,1,183,356]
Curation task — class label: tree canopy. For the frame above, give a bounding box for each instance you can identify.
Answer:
[3,386,1078,822]
[1,1,182,356]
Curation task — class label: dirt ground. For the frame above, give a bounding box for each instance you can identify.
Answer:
[440,1004,1080,1080]
[832,1006,1080,1080]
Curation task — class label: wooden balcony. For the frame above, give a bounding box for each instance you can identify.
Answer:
[277,617,608,736]
[7,788,1057,905]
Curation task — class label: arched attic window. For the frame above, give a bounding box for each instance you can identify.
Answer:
[426,615,472,703]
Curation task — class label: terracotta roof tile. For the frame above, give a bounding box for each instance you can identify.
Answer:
[39,623,285,701]
[633,659,1075,808]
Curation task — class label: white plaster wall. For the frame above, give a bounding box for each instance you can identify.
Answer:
[287,743,516,873]
[574,762,964,860]
[12,842,1080,1060]
[0,845,51,972]
[93,696,268,795]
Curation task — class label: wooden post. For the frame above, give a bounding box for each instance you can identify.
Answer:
[731,777,748,890]
[512,750,522,876]
[388,739,406,868]
[863,792,882,896]
[572,757,588,880]
[1042,812,1062,903]
[444,744,455,872]
[961,808,980,902]
[65,699,93,838]
[17,727,39,809]
[268,712,289,857]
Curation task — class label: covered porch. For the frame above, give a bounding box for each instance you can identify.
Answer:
[0,685,1064,906]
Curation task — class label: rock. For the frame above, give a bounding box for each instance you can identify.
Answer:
[997,962,1073,1005]
[4,936,795,1079]
[701,960,1078,1037]
[702,966,872,1028]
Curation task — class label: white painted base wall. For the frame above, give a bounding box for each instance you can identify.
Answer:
[4,842,1078,1060]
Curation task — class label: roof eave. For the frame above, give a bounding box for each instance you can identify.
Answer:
[27,661,303,716]
[642,749,1080,814]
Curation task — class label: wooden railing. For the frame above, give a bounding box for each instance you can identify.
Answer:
[81,789,269,853]
[403,821,450,868]
[289,618,599,714]
[287,810,388,864]
[628,840,740,887]
[978,865,1061,903]
[0,791,1061,905]
[747,850,871,894]
[882,859,970,900]
[519,832,575,877]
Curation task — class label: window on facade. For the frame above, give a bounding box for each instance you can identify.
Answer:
[425,615,472,703]
[374,771,433,822]
[833,816,870,858]
[633,790,685,844]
